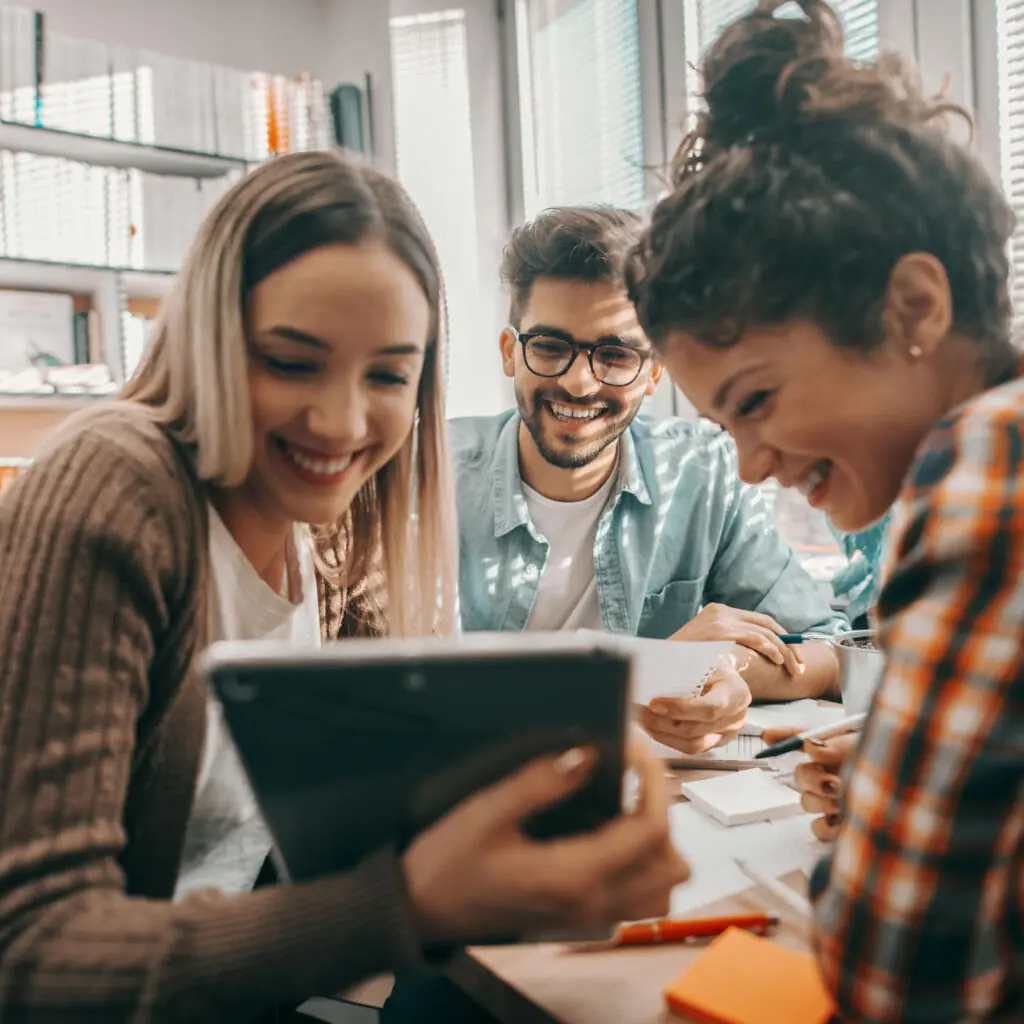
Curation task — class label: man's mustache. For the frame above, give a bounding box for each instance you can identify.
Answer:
[534,392,614,411]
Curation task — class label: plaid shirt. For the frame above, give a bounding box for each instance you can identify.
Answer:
[814,371,1024,1023]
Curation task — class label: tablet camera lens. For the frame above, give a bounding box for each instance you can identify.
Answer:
[405,671,426,692]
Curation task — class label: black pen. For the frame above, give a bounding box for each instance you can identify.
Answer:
[754,712,868,758]
[777,632,833,644]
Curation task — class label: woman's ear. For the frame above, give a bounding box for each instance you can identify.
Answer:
[882,253,953,363]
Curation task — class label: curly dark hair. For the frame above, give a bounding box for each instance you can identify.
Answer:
[628,0,1017,380]
[502,205,644,327]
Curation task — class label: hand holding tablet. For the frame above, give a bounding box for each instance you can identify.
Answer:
[205,632,689,943]
[403,737,690,945]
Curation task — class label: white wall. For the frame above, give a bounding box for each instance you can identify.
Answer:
[1,0,331,78]
[322,0,396,174]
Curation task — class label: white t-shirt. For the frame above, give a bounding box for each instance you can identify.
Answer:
[522,471,618,632]
[174,506,321,900]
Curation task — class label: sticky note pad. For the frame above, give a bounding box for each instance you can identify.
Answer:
[664,927,835,1024]
[680,769,803,827]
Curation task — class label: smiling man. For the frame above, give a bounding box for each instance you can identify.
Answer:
[450,206,847,716]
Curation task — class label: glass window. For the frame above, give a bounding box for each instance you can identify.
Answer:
[390,8,480,393]
[516,0,645,216]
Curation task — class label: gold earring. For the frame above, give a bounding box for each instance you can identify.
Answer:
[909,345,923,359]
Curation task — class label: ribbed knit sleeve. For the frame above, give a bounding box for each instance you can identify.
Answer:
[0,411,425,1022]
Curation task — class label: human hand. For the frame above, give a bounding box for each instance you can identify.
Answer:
[637,663,751,755]
[761,727,860,841]
[670,604,803,677]
[402,740,689,945]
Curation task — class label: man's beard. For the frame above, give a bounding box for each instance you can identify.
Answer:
[516,384,644,470]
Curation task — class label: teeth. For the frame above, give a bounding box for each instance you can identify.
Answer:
[548,402,603,421]
[283,444,354,476]
[797,461,830,498]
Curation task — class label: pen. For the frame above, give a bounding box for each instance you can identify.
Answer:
[568,911,780,950]
[734,859,813,919]
[777,632,833,644]
[613,911,779,945]
[754,711,868,758]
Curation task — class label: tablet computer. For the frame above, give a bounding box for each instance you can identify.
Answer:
[204,632,632,889]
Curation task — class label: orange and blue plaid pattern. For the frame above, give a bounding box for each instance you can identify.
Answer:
[813,371,1024,1022]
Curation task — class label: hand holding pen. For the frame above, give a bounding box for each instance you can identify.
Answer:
[669,605,805,677]
[759,715,865,842]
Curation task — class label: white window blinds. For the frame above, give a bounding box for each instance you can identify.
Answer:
[390,8,479,391]
[998,0,1024,337]
[684,0,879,119]
[516,0,645,217]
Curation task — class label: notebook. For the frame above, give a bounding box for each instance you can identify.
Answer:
[680,769,803,827]
[664,927,835,1024]
[576,631,734,705]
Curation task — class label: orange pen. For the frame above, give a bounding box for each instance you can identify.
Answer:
[612,911,779,946]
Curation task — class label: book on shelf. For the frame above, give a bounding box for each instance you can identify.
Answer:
[0,287,74,370]
[0,459,29,495]
[0,5,333,274]
[0,286,118,397]
[122,309,154,380]
[0,7,38,124]
[1,4,332,161]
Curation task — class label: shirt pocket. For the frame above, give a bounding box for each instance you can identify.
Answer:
[639,577,707,639]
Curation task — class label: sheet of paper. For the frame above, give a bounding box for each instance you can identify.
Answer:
[669,803,827,916]
[575,633,735,705]
[742,700,846,736]
[645,731,768,765]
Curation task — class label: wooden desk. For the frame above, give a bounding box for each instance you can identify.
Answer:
[451,771,819,1024]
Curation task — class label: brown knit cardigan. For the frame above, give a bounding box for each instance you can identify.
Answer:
[0,403,425,1022]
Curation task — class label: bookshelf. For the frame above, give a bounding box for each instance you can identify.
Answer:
[0,4,334,457]
[0,120,249,177]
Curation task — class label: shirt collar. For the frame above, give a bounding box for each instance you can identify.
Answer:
[618,426,652,507]
[491,414,652,538]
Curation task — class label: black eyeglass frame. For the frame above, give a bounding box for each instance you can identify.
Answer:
[511,327,650,387]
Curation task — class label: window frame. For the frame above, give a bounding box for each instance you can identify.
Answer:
[493,0,995,417]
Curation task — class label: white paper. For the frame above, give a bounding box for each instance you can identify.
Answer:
[741,699,846,736]
[681,769,804,826]
[575,632,734,705]
[669,803,827,915]
[645,731,768,765]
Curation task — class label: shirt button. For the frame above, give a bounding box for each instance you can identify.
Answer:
[524,564,538,580]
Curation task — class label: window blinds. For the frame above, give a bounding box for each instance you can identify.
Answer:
[516,0,645,217]
[390,8,478,390]
[685,0,879,110]
[693,0,877,58]
[998,0,1024,338]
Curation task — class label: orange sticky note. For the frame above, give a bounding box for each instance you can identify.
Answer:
[664,927,836,1024]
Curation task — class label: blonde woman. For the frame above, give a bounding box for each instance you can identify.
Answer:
[0,151,687,1023]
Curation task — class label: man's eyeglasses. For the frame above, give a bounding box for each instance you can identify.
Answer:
[512,328,649,387]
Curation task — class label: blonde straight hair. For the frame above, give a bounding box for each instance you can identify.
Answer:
[121,150,456,636]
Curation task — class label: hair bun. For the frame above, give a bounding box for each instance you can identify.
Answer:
[700,1,841,149]
[687,0,955,168]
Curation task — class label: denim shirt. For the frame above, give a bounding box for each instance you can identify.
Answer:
[450,411,848,638]
[826,510,893,623]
